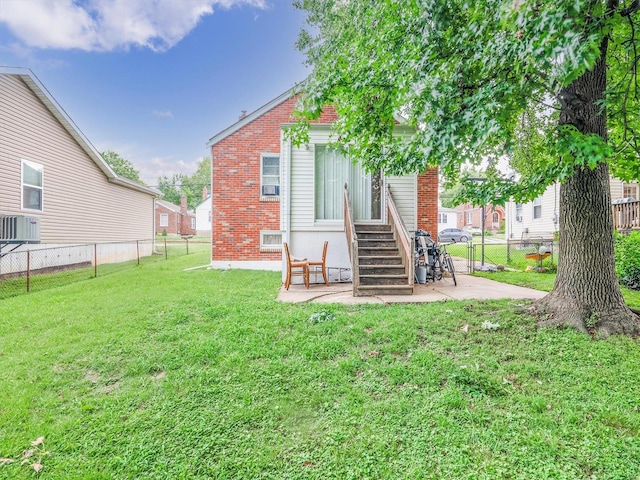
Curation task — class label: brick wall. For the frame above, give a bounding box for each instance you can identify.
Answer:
[155,200,196,236]
[211,95,338,261]
[417,167,440,238]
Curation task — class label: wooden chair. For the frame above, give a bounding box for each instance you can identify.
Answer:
[308,241,329,286]
[283,242,309,289]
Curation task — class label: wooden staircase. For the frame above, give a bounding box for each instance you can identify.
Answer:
[354,223,413,296]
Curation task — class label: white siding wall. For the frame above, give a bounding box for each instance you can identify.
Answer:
[0,74,155,243]
[283,126,417,273]
[195,197,211,235]
[387,175,417,232]
[506,177,637,240]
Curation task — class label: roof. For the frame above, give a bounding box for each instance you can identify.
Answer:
[0,66,159,197]
[156,199,195,216]
[206,88,295,147]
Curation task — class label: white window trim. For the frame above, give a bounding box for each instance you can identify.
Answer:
[260,230,283,251]
[21,159,44,212]
[533,197,542,220]
[159,213,169,227]
[260,153,280,197]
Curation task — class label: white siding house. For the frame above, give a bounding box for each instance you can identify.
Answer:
[280,125,420,279]
[438,207,459,231]
[0,67,158,264]
[195,195,212,236]
[505,178,639,240]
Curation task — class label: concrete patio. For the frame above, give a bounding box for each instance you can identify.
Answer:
[277,273,547,305]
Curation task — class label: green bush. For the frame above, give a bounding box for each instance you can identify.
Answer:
[615,231,640,290]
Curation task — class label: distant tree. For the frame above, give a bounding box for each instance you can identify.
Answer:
[156,174,184,206]
[180,158,211,209]
[155,158,211,209]
[101,150,144,184]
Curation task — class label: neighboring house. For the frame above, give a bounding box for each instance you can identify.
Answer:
[0,67,158,264]
[504,178,640,240]
[437,207,459,231]
[195,186,212,236]
[455,202,505,233]
[206,89,439,280]
[155,197,196,236]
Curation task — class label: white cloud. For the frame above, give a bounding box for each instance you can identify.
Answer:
[138,156,200,185]
[0,0,267,52]
[152,109,173,118]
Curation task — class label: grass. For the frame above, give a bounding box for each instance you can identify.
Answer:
[474,270,640,310]
[1,250,639,478]
[447,243,556,271]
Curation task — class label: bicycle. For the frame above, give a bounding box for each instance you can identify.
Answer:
[434,242,457,286]
[414,230,457,286]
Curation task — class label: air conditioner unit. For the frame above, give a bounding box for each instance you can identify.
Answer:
[261,185,279,196]
[0,215,41,243]
[516,215,523,222]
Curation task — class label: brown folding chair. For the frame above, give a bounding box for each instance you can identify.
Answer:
[283,242,309,289]
[308,241,329,286]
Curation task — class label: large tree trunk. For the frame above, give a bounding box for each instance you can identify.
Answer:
[536,33,640,337]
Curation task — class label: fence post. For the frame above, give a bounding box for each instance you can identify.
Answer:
[26,250,31,293]
[186,238,189,255]
[507,240,511,264]
[94,244,98,277]
[137,240,140,265]
[164,238,168,260]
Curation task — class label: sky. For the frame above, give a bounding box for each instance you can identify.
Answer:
[0,0,310,185]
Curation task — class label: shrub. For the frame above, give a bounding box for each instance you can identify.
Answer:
[615,231,640,290]
[162,229,167,236]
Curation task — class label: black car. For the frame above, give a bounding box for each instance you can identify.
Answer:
[438,228,470,243]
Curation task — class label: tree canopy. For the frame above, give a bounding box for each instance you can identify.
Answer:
[292,0,640,336]
[101,150,144,184]
[156,157,211,209]
[292,0,638,198]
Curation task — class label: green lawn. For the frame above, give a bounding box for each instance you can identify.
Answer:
[1,250,639,479]
[474,270,640,310]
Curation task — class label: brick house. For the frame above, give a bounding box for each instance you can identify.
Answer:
[206,89,439,278]
[155,196,196,236]
[456,202,505,233]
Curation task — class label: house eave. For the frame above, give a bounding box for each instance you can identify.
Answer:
[206,87,299,148]
[1,66,157,198]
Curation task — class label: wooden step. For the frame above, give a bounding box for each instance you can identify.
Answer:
[359,265,406,275]
[355,224,392,233]
[356,285,414,296]
[358,246,399,256]
[358,239,398,248]
[358,255,403,266]
[359,274,409,285]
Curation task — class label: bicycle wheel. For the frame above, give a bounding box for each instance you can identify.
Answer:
[445,254,457,286]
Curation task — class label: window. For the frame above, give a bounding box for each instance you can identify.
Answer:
[261,154,280,196]
[22,160,43,211]
[492,212,499,225]
[533,196,542,219]
[438,213,447,224]
[315,146,379,221]
[160,213,169,227]
[623,184,638,199]
[515,203,523,221]
[466,212,473,224]
[191,218,196,229]
[261,230,282,249]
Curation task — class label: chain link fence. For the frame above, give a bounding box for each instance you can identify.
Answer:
[0,238,208,299]
[445,237,557,273]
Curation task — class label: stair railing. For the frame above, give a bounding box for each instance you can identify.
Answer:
[613,200,640,231]
[344,183,359,295]
[386,185,414,288]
